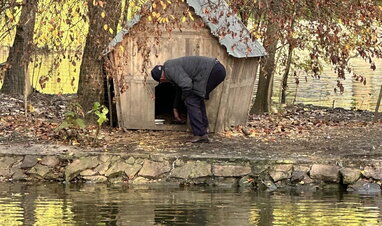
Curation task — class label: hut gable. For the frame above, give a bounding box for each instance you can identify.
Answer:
[103,0,266,58]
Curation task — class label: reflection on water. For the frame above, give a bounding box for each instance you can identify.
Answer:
[273,58,382,111]
[0,183,381,225]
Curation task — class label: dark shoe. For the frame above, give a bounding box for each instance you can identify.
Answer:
[190,135,209,143]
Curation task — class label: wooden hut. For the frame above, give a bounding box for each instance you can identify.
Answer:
[103,0,266,132]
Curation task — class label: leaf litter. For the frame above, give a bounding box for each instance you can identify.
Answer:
[0,93,381,159]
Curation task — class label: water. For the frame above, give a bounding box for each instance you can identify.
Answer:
[0,183,381,225]
[272,58,382,111]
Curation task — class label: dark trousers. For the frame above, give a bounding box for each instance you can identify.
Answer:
[184,62,226,136]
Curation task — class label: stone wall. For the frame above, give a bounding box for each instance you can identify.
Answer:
[0,154,381,193]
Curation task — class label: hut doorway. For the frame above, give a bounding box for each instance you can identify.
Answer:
[154,83,187,126]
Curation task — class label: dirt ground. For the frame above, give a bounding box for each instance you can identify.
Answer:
[1,93,381,162]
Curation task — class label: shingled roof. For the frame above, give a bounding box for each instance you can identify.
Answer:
[103,0,267,58]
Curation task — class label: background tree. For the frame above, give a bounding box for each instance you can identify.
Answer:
[229,0,382,114]
[77,0,123,115]
[1,0,39,95]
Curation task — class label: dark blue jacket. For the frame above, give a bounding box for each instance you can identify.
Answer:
[163,56,216,99]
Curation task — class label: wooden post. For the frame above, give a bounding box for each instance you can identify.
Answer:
[373,84,382,122]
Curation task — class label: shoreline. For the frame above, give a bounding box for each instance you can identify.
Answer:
[0,143,381,194]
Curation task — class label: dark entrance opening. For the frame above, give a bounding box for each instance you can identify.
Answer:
[155,83,187,125]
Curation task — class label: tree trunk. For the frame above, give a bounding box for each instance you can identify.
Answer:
[281,44,294,104]
[1,0,38,95]
[251,22,279,114]
[77,0,122,115]
[373,84,382,122]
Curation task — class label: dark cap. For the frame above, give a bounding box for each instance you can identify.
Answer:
[151,65,163,82]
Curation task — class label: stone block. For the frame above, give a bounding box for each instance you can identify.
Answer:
[150,155,164,162]
[20,155,39,169]
[362,165,382,180]
[104,160,130,177]
[0,168,11,177]
[80,169,97,176]
[83,175,108,183]
[269,164,293,182]
[170,161,211,179]
[99,155,111,163]
[11,168,27,181]
[94,162,111,175]
[131,177,151,184]
[65,157,99,182]
[340,168,361,184]
[213,164,251,177]
[125,164,142,179]
[126,157,135,165]
[40,156,60,168]
[310,164,340,183]
[138,160,171,178]
[347,179,381,194]
[294,165,310,173]
[0,157,19,169]
[238,176,255,188]
[108,176,126,184]
[291,171,306,183]
[27,164,51,179]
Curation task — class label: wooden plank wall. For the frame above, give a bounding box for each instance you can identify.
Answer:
[111,2,260,131]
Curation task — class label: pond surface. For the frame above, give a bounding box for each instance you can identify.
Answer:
[0,183,381,225]
[272,58,382,111]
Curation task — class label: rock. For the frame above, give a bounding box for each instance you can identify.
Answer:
[94,162,111,175]
[83,175,108,183]
[138,160,171,178]
[309,164,340,183]
[294,165,310,173]
[340,168,361,184]
[275,179,291,188]
[108,176,126,184]
[347,180,381,194]
[45,171,63,181]
[104,160,130,177]
[0,157,19,169]
[40,156,60,168]
[150,155,164,162]
[99,155,111,163]
[65,157,99,182]
[20,155,39,169]
[291,171,306,183]
[269,164,293,182]
[170,161,211,179]
[213,164,251,177]
[80,169,97,176]
[0,157,18,177]
[125,164,142,179]
[263,180,277,192]
[135,158,144,164]
[173,159,184,167]
[303,175,314,184]
[126,157,135,165]
[362,165,382,180]
[11,168,28,181]
[110,156,121,162]
[27,164,51,179]
[131,177,151,184]
[238,176,255,188]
